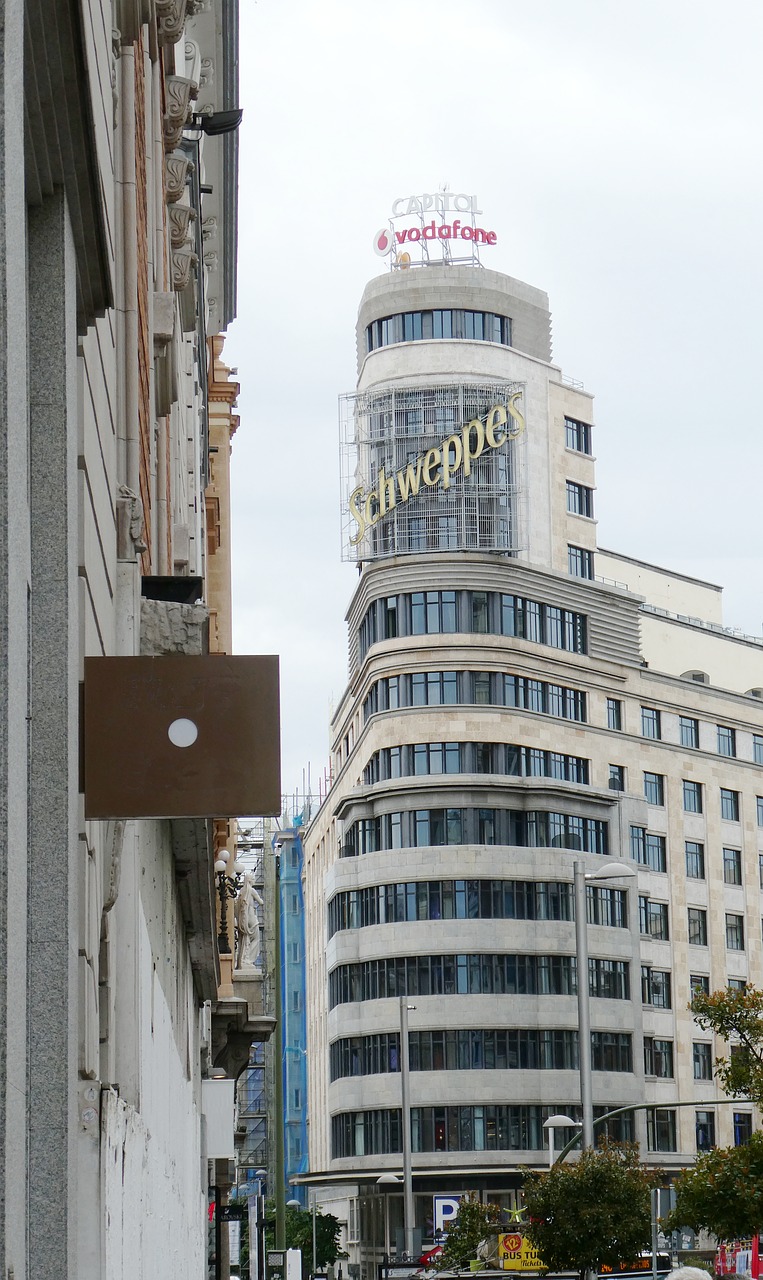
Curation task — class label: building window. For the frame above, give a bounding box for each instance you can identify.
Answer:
[683,780,703,813]
[630,827,667,872]
[728,978,747,991]
[726,913,745,950]
[411,590,457,635]
[688,908,708,946]
[757,797,763,827]
[754,736,763,765]
[641,707,661,739]
[723,847,742,886]
[647,1109,677,1152]
[644,1038,674,1078]
[693,1042,713,1080]
[641,967,672,1008]
[680,716,699,749]
[685,842,705,879]
[644,772,665,806]
[717,725,736,757]
[607,698,623,731]
[721,789,740,821]
[639,897,669,940]
[696,1110,716,1151]
[690,974,710,996]
[734,1113,753,1145]
[566,480,593,518]
[565,416,592,454]
[568,545,594,579]
[759,853,763,889]
[609,765,625,792]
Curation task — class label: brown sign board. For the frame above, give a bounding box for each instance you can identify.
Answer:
[83,655,280,819]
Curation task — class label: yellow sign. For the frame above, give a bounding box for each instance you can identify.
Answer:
[498,1233,545,1272]
[348,394,525,545]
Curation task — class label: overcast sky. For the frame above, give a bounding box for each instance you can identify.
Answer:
[225,0,763,803]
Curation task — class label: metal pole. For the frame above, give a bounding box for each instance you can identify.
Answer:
[399,997,415,1258]
[274,849,286,1250]
[651,1188,659,1280]
[548,1128,554,1170]
[574,860,594,1150]
[312,1194,317,1278]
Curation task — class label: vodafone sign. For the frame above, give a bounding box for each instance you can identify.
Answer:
[374,220,497,255]
[373,191,497,257]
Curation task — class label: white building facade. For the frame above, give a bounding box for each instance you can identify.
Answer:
[303,261,763,1266]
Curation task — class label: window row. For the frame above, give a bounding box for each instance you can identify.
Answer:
[329,1028,633,1080]
[642,709,758,764]
[332,1105,633,1158]
[341,808,609,857]
[327,879,627,937]
[327,954,629,1008]
[363,741,590,786]
[366,309,513,353]
[688,908,745,951]
[358,589,587,659]
[362,670,587,722]
[686,841,748,885]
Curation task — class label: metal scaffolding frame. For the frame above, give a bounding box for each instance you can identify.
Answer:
[339,381,527,563]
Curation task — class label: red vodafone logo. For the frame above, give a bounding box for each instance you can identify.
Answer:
[373,227,395,257]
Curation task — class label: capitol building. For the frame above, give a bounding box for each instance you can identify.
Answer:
[301,255,763,1263]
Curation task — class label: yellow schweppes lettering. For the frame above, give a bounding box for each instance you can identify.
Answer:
[349,394,524,545]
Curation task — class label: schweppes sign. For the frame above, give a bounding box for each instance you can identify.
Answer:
[349,392,525,545]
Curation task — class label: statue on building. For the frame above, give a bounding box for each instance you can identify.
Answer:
[235,873,264,969]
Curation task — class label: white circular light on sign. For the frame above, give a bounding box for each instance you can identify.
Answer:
[167,717,199,748]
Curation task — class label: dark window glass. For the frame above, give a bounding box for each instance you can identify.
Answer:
[688,909,708,946]
[641,707,661,739]
[607,698,622,731]
[680,716,699,748]
[693,1043,713,1081]
[734,1112,753,1145]
[566,481,593,517]
[726,913,745,950]
[644,772,664,805]
[565,417,592,454]
[644,1038,674,1078]
[723,847,742,886]
[647,1109,677,1152]
[717,725,736,757]
[685,842,705,879]
[721,789,740,821]
[568,545,594,579]
[696,1110,715,1151]
[683,781,702,813]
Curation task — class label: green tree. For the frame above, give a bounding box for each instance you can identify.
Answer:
[264,1202,345,1280]
[435,1196,503,1271]
[664,1133,763,1241]
[523,1142,653,1280]
[690,985,763,1103]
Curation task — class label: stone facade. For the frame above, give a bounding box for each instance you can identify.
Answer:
[0,3,261,1279]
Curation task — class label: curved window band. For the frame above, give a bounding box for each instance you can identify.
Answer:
[366,309,512,353]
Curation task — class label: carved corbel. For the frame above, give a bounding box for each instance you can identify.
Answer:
[172,247,198,291]
[163,76,196,150]
[169,203,196,247]
[165,151,194,203]
[116,484,148,557]
[156,0,188,45]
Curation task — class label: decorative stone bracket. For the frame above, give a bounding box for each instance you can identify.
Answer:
[163,75,196,150]
[169,203,197,248]
[165,151,194,203]
[172,246,198,291]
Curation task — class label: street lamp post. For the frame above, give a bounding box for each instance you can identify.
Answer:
[542,1115,580,1170]
[399,997,416,1259]
[573,859,636,1151]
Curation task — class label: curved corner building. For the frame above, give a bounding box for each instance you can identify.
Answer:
[303,262,763,1257]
